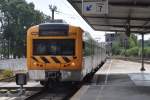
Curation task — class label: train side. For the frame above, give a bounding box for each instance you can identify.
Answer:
[26,22,106,85]
[82,32,106,77]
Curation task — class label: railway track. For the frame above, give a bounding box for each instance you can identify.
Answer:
[25,63,104,100]
[0,73,92,100]
[0,81,80,100]
[25,83,81,100]
[0,62,104,100]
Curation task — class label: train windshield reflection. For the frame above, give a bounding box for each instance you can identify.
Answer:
[33,39,75,55]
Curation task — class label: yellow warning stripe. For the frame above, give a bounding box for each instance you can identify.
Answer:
[34,56,45,63]
[56,56,66,63]
[45,56,56,64]
[32,58,37,63]
[33,56,73,64]
[67,56,73,60]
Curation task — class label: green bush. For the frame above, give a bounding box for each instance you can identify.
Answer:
[125,47,139,57]
[144,47,150,58]
[112,42,122,55]
[111,34,150,58]
[2,70,13,78]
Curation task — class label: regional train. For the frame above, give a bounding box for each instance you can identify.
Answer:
[27,21,106,86]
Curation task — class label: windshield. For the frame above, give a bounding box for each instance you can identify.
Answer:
[33,39,75,56]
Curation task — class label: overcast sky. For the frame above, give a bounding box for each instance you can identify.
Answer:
[25,0,106,42]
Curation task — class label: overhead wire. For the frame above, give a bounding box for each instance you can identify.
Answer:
[63,0,95,31]
[51,0,94,32]
[55,10,76,19]
[59,0,85,23]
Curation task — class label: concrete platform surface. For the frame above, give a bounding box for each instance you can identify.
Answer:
[71,59,150,100]
[96,59,150,74]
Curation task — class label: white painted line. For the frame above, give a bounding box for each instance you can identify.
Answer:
[105,60,112,84]
[0,97,16,100]
[7,97,16,100]
[0,82,42,88]
[96,59,112,100]
[0,97,9,100]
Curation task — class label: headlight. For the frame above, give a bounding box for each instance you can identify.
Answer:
[33,62,37,65]
[71,62,75,66]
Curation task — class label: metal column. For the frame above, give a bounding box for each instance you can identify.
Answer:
[140,33,145,71]
[49,5,57,20]
[52,9,54,20]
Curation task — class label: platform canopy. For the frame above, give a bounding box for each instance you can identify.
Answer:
[67,0,150,34]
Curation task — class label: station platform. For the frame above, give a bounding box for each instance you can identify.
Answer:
[71,59,150,100]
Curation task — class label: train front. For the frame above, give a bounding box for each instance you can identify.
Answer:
[27,23,83,83]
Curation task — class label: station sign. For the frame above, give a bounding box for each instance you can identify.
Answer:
[82,0,108,15]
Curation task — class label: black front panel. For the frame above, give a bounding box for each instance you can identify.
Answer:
[39,23,69,36]
[33,39,75,56]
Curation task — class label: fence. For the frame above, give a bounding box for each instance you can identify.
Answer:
[0,58,27,71]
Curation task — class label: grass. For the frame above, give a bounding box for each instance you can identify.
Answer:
[0,69,13,80]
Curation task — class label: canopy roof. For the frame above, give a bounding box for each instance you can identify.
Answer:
[67,0,150,34]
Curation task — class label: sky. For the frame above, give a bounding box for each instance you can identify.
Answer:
[25,0,106,42]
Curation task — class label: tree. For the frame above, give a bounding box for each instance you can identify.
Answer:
[0,0,46,58]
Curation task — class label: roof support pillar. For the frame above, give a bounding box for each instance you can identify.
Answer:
[140,33,145,71]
